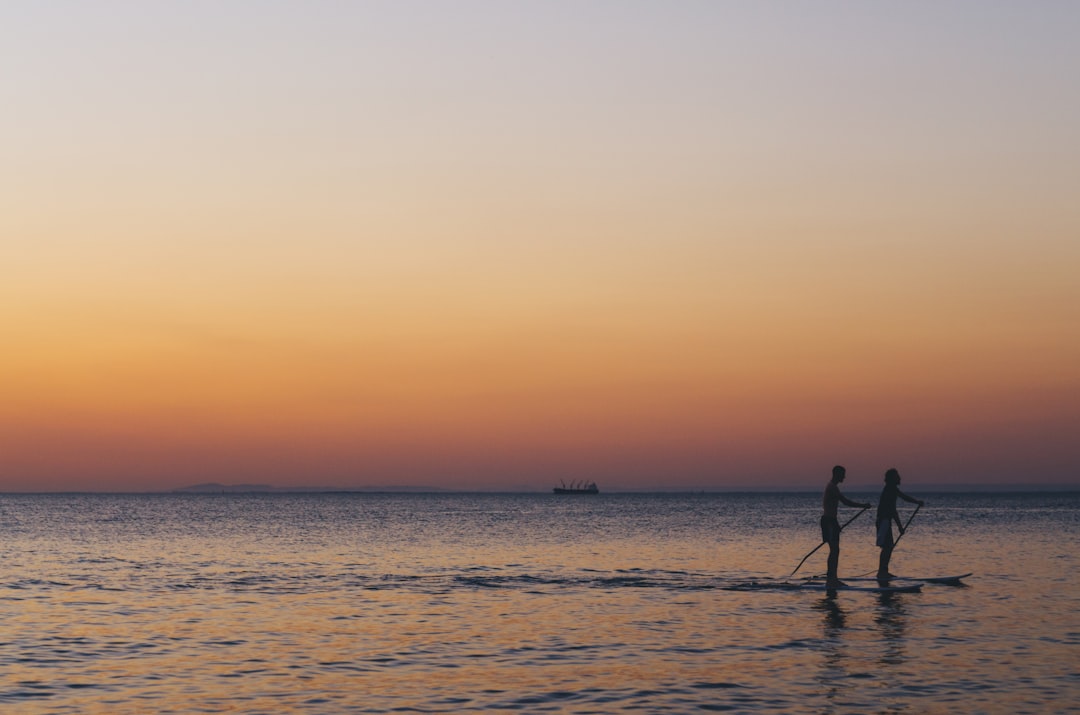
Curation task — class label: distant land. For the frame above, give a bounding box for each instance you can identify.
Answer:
[172,482,451,494]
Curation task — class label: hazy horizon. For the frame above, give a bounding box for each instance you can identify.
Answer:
[2,480,1076,496]
[3,3,1078,492]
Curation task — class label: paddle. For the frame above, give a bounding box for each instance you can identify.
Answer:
[853,502,923,578]
[790,506,868,578]
[889,502,922,552]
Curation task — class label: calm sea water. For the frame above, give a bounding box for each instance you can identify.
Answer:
[1,491,1077,713]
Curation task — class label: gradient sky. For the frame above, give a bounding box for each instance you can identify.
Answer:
[3,2,1078,491]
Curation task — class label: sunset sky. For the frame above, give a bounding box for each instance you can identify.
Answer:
[3,2,1078,491]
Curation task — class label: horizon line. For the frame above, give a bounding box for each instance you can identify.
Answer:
[1,483,1077,495]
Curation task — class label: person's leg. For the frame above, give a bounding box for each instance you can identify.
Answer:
[827,538,840,586]
[876,521,895,579]
[877,544,893,580]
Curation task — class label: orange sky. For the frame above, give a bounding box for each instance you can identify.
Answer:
[2,4,1078,490]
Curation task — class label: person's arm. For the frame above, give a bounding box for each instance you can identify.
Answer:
[898,489,925,507]
[840,493,872,509]
[893,510,904,533]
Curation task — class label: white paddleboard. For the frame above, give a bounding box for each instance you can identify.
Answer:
[799,581,923,593]
[836,573,972,585]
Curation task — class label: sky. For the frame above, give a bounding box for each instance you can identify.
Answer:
[3,2,1078,491]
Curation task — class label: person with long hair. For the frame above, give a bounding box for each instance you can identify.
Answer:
[876,468,925,580]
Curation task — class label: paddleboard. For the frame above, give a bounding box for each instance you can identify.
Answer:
[905,573,972,585]
[799,582,922,593]
[828,573,972,586]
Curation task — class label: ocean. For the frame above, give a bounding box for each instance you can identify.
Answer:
[1,491,1077,713]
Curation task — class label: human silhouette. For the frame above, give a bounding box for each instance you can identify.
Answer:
[821,465,871,589]
[875,468,925,580]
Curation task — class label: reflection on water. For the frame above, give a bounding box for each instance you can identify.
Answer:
[814,594,849,708]
[875,591,908,667]
[0,492,1077,713]
[819,594,848,634]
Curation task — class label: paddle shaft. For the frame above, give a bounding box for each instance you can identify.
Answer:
[889,503,921,552]
[790,506,868,577]
[849,503,923,579]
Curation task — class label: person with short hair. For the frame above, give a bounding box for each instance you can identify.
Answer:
[876,468,925,580]
[822,465,871,589]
